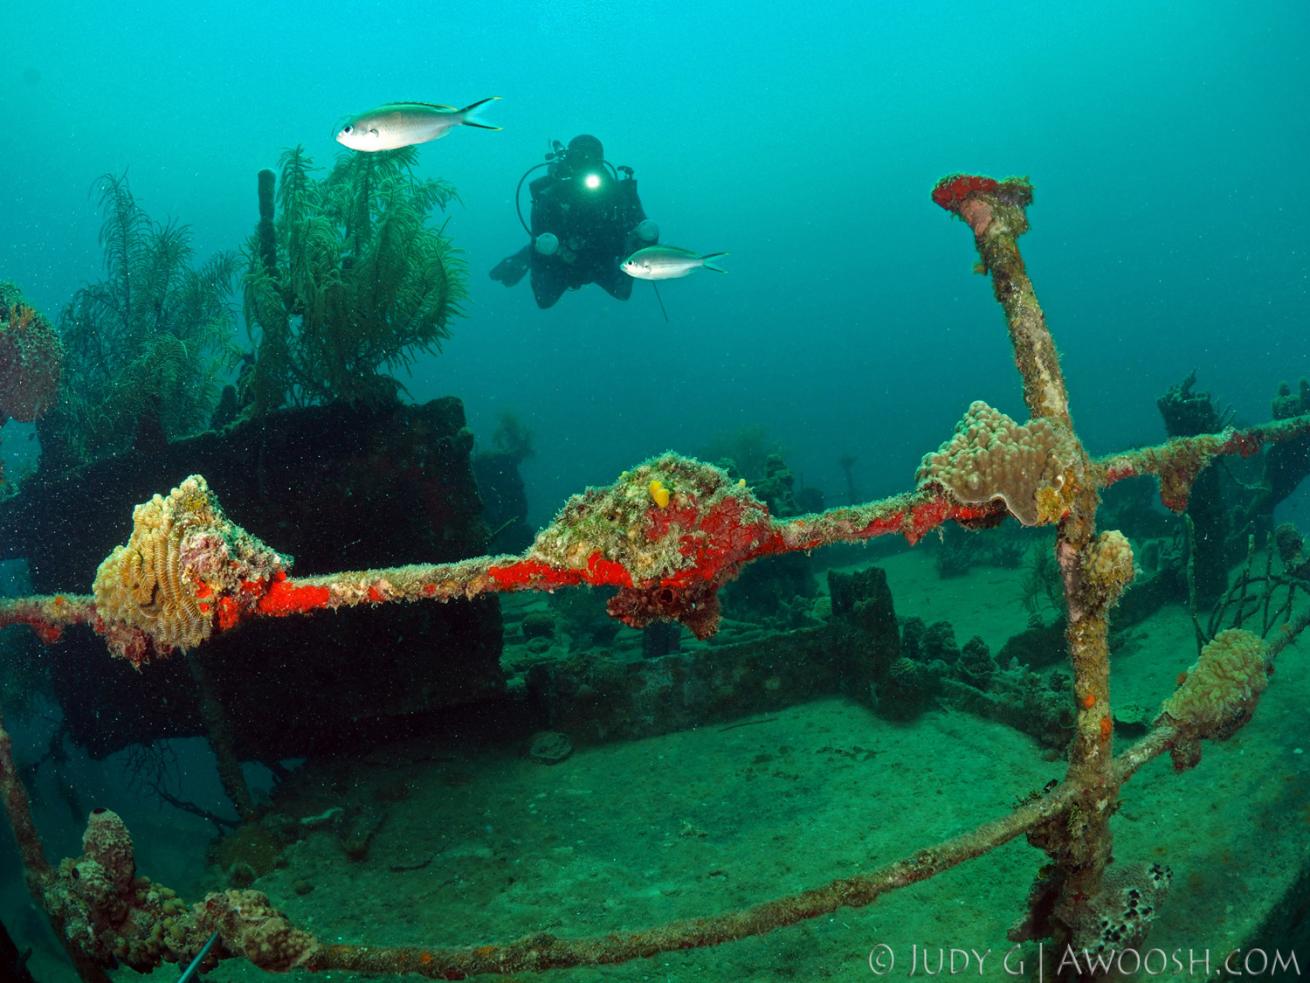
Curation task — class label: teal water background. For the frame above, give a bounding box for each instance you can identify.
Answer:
[2,1,1307,521]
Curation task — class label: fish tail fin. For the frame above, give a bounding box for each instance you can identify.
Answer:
[459,96,502,130]
[702,251,729,273]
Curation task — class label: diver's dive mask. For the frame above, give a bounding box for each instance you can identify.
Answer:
[560,135,607,190]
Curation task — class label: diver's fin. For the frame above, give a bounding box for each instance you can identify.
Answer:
[701,251,728,273]
[459,96,503,130]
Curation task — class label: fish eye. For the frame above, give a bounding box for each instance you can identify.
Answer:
[342,124,353,134]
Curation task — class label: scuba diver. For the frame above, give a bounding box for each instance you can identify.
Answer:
[490,134,659,309]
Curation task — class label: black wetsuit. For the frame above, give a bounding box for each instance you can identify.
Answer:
[493,167,649,309]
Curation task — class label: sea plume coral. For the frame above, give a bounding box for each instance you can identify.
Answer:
[92,475,288,667]
[52,174,238,465]
[242,146,466,409]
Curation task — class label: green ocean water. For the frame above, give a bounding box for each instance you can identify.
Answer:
[2,2,1309,980]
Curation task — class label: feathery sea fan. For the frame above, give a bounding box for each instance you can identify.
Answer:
[51,174,238,465]
[242,145,466,409]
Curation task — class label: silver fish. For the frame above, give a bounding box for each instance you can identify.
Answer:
[336,97,501,152]
[621,246,728,281]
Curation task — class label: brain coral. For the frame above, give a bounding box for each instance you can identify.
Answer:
[93,475,288,666]
[1160,629,1268,766]
[917,402,1079,526]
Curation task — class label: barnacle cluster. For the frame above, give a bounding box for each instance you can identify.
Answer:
[92,475,288,666]
[917,401,1080,526]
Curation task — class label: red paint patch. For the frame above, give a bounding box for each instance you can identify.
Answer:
[487,559,582,590]
[658,495,774,587]
[217,596,240,631]
[861,508,908,539]
[585,552,633,587]
[932,174,1002,212]
[1223,432,1263,457]
[256,578,332,617]
[1102,463,1136,485]
[1161,493,1189,513]
[904,497,994,544]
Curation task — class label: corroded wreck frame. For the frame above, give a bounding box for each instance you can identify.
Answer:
[2,175,1310,980]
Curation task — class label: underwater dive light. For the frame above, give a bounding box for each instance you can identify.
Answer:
[583,172,602,190]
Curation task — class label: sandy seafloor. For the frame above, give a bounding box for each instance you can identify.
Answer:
[10,543,1310,983]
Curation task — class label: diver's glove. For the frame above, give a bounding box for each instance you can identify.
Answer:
[623,220,660,259]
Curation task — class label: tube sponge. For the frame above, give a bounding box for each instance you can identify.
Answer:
[256,168,278,275]
[81,808,137,894]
